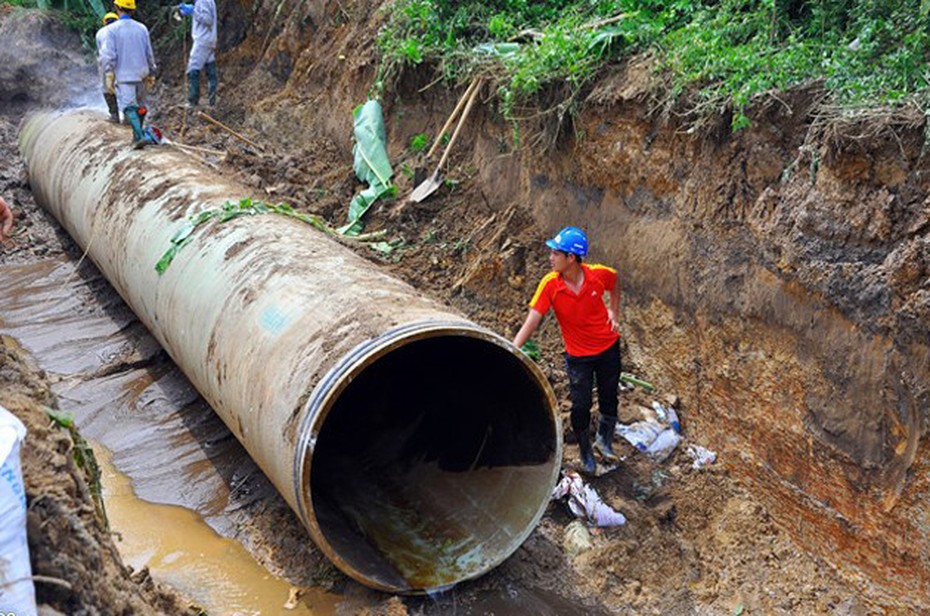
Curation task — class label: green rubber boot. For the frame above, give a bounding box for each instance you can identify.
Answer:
[124,106,149,149]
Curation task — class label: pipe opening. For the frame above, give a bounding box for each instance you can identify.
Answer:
[309,334,558,592]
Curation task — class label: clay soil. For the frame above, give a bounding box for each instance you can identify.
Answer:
[0,5,892,615]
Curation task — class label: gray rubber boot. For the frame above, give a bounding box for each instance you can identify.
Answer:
[594,417,619,462]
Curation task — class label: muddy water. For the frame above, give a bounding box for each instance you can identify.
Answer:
[0,255,592,615]
[0,256,352,608]
[95,444,335,615]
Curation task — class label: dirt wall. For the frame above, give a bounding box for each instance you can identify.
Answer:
[218,0,930,608]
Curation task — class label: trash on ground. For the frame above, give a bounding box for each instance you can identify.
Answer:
[0,405,37,614]
[620,371,655,392]
[563,519,594,557]
[616,419,665,452]
[616,400,683,462]
[651,401,680,433]
[645,428,680,462]
[686,444,717,469]
[552,470,627,527]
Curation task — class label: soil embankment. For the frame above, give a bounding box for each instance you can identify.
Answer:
[1,1,927,613]
[214,0,930,608]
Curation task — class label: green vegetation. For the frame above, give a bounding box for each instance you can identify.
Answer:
[1,0,183,53]
[45,406,109,528]
[154,198,389,274]
[376,0,930,130]
[409,132,430,152]
[2,0,104,48]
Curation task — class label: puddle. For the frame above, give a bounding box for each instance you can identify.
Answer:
[0,255,598,616]
[95,444,335,616]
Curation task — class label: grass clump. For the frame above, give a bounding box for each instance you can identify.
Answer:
[375,0,930,131]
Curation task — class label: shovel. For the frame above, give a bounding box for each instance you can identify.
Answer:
[408,78,482,204]
[413,78,480,186]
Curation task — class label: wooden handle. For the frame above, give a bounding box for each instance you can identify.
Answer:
[435,79,482,173]
[426,77,479,160]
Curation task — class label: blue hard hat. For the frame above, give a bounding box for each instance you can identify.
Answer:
[545,226,588,257]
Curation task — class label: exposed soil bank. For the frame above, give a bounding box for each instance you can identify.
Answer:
[0,2,925,614]
[211,0,930,609]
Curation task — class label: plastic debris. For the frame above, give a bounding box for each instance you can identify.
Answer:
[616,419,664,452]
[651,401,680,433]
[616,403,682,462]
[620,371,655,392]
[645,427,680,462]
[0,405,37,614]
[686,444,717,469]
[552,471,627,527]
[563,520,594,557]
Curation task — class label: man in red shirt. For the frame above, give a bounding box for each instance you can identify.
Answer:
[512,226,621,474]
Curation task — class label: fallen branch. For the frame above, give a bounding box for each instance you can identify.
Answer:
[198,111,264,151]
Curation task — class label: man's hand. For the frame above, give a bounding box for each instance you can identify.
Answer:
[105,72,116,94]
[144,75,156,89]
[607,310,620,333]
[178,3,194,17]
[0,197,14,245]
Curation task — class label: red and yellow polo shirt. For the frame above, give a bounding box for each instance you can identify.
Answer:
[529,263,619,357]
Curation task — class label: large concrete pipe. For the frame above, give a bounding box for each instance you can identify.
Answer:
[19,110,561,593]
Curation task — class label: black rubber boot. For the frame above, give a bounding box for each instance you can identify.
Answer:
[104,93,119,122]
[205,61,217,106]
[187,69,201,107]
[577,432,596,474]
[594,417,619,462]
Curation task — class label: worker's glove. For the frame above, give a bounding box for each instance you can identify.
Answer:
[178,3,194,16]
[144,75,156,89]
[105,72,116,94]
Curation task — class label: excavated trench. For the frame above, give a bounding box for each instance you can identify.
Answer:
[2,3,929,614]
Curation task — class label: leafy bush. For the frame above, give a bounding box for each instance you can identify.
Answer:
[376,0,930,130]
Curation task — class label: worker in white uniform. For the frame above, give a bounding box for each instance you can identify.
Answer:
[100,0,158,148]
[96,12,120,122]
[178,0,218,107]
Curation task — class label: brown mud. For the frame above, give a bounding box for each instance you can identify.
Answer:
[0,2,925,614]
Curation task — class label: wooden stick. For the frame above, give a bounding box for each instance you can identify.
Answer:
[197,111,264,150]
[168,140,225,156]
[426,77,480,160]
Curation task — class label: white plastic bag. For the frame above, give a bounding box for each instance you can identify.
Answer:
[615,420,664,452]
[0,405,37,616]
[686,444,717,469]
[552,471,627,527]
[645,427,680,462]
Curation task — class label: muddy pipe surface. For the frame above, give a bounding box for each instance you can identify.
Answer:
[19,110,562,593]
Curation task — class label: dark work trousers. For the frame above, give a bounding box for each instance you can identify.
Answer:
[565,340,621,440]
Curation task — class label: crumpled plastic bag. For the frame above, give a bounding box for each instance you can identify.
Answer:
[616,401,683,462]
[616,419,664,452]
[551,471,627,527]
[645,427,680,462]
[686,444,717,469]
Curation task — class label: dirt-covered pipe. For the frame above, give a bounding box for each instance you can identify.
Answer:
[19,110,562,593]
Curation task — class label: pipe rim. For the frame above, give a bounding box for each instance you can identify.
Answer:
[293,321,561,593]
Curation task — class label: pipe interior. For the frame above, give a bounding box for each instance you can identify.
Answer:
[309,335,558,592]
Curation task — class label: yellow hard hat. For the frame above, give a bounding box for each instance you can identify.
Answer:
[114,0,135,10]
[102,11,118,24]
